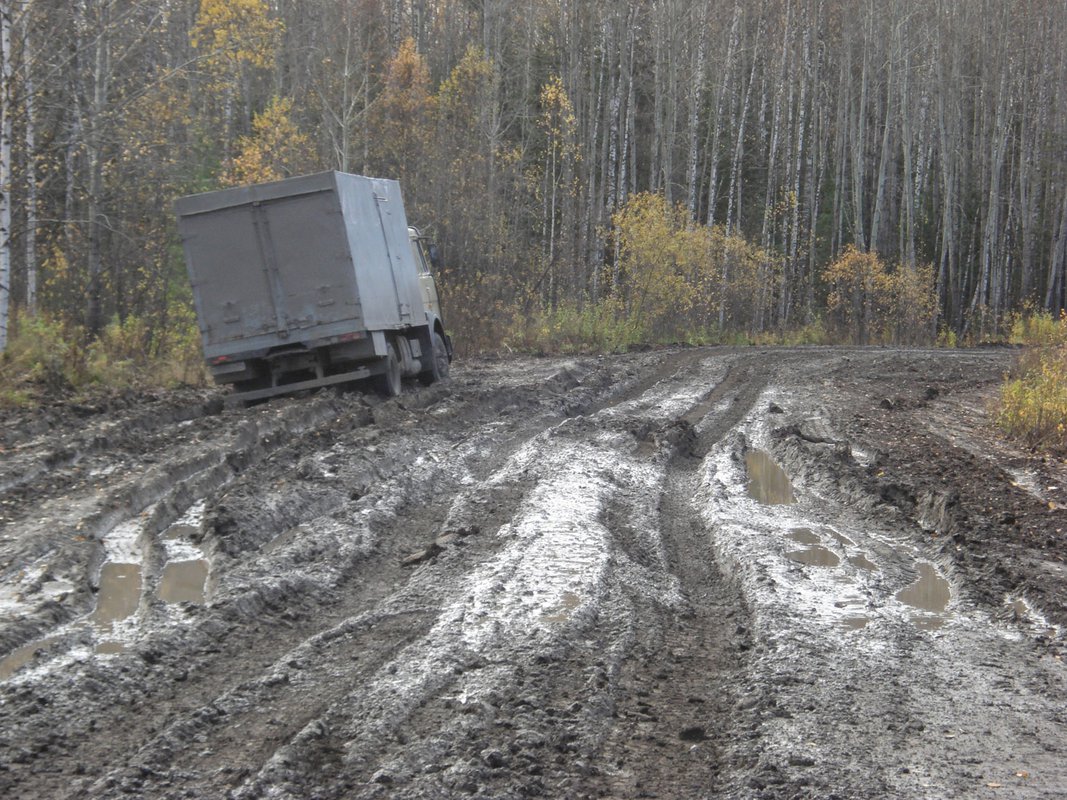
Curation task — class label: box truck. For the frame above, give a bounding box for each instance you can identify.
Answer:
[175,171,452,402]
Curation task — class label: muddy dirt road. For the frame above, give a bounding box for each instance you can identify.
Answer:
[1,347,1064,799]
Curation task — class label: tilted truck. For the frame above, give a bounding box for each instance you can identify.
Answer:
[175,171,452,402]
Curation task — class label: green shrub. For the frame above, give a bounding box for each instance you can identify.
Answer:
[505,298,648,354]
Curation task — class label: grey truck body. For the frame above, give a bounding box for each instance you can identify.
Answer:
[175,171,451,401]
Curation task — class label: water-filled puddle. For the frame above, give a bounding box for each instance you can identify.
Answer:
[95,640,126,655]
[788,528,821,545]
[92,563,142,629]
[849,554,878,572]
[786,545,840,567]
[0,636,60,680]
[829,531,855,547]
[159,560,208,605]
[746,450,795,505]
[542,591,581,624]
[896,562,951,614]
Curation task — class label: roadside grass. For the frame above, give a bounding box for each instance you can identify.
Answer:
[0,310,207,409]
[504,301,841,353]
[997,310,1067,452]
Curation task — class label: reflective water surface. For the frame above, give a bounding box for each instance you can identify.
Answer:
[92,563,142,629]
[746,450,796,505]
[159,560,209,605]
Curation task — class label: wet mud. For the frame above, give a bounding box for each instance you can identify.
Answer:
[1,347,1064,798]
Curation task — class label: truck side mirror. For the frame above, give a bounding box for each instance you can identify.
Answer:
[427,243,442,271]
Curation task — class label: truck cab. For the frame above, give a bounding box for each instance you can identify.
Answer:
[409,227,445,328]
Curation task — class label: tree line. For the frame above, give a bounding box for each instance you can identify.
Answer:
[0,0,1065,358]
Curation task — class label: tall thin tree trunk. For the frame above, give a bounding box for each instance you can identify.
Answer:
[22,0,35,314]
[0,0,12,352]
[705,1,740,226]
[85,0,112,335]
[685,0,709,218]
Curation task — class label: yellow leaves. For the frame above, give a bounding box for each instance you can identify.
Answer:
[998,342,1067,453]
[539,76,577,135]
[438,45,493,122]
[1007,306,1067,347]
[610,192,768,340]
[223,96,314,186]
[538,76,578,168]
[823,246,936,345]
[191,0,282,72]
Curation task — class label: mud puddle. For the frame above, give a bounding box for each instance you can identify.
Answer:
[0,635,62,680]
[896,562,951,615]
[92,563,143,629]
[849,553,878,571]
[788,527,821,545]
[786,544,841,567]
[745,449,795,504]
[159,560,209,604]
[158,501,210,606]
[892,562,952,630]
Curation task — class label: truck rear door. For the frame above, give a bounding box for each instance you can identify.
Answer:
[256,190,359,331]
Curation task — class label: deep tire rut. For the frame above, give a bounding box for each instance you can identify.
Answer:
[2,347,1065,800]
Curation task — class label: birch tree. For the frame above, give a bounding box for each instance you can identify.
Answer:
[0,0,11,352]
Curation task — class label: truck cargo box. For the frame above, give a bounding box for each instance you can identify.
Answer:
[176,171,427,358]
[175,171,451,401]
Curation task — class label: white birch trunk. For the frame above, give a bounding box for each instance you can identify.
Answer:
[704,0,740,226]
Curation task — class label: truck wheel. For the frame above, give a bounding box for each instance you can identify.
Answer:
[376,342,403,397]
[419,332,451,386]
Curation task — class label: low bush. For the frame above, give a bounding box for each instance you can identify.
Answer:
[997,311,1067,452]
[0,309,207,408]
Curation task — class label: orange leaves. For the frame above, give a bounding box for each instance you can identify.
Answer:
[367,38,433,185]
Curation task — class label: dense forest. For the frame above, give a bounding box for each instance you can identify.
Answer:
[0,0,1065,359]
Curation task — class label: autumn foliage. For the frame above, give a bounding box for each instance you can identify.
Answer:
[824,247,937,345]
[1,0,1065,394]
[996,311,1067,452]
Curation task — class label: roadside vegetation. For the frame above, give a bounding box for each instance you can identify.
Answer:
[997,311,1067,453]
[0,311,205,408]
[0,2,1063,407]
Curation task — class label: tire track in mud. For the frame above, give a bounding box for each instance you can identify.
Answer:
[695,350,1067,798]
[583,354,789,797]
[103,350,746,799]
[7,348,1061,800]
[1,354,684,798]
[0,392,372,658]
[202,351,735,799]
